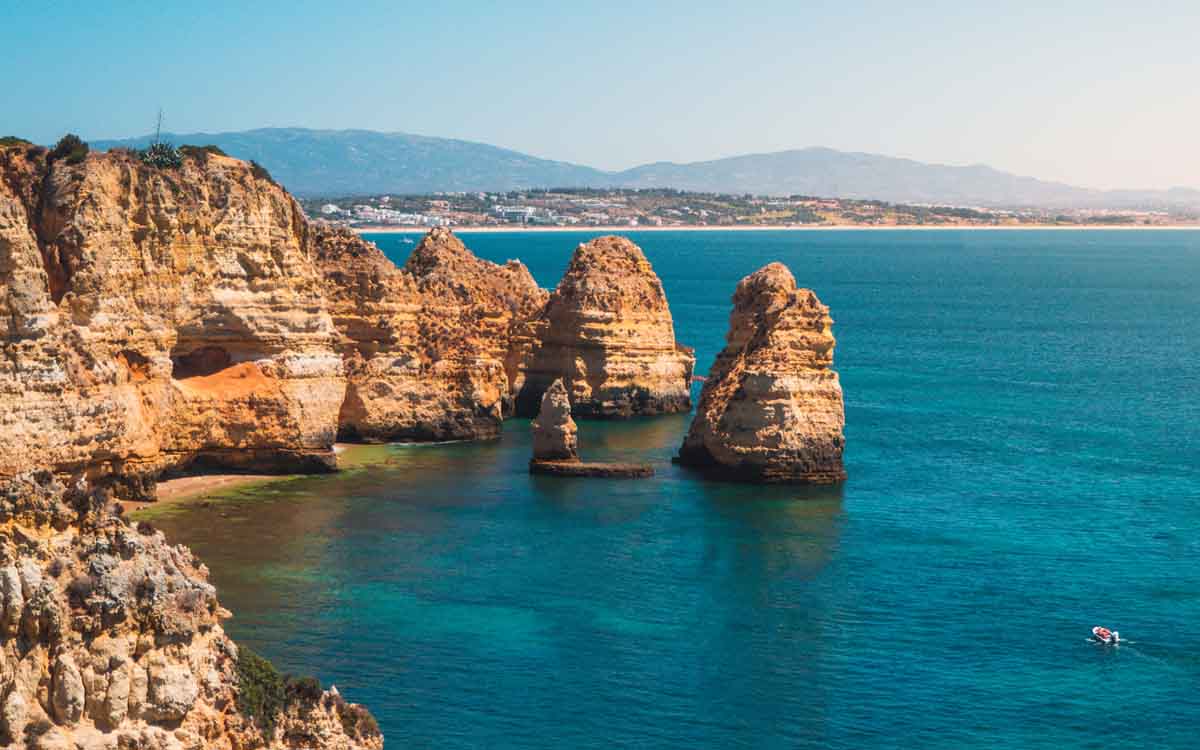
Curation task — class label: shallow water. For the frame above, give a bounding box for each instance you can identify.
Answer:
[149,229,1200,748]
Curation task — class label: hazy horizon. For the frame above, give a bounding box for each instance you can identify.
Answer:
[4,1,1197,191]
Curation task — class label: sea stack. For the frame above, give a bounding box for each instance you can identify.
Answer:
[529,380,653,478]
[677,263,846,483]
[0,473,382,748]
[531,379,579,461]
[515,236,695,418]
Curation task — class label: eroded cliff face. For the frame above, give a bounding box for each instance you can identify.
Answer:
[0,146,344,499]
[0,144,694,496]
[399,227,548,438]
[514,236,694,417]
[0,472,381,749]
[677,262,845,483]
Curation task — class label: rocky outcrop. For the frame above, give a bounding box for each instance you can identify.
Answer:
[0,142,692,498]
[0,472,381,749]
[0,145,343,499]
[528,379,653,479]
[514,236,694,418]
[530,380,578,461]
[677,263,845,483]
[315,225,547,442]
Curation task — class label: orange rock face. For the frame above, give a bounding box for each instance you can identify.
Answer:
[0,146,344,498]
[514,236,695,417]
[677,263,846,483]
[0,146,694,497]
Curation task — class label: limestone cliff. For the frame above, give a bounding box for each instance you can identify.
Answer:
[0,142,694,497]
[0,472,381,749]
[514,236,694,418]
[0,145,343,500]
[530,380,578,462]
[400,227,547,437]
[677,263,845,483]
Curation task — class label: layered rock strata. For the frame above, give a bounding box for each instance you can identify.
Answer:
[0,472,381,749]
[0,142,692,498]
[0,146,347,499]
[514,236,694,418]
[677,263,846,483]
[530,380,578,461]
[529,379,653,479]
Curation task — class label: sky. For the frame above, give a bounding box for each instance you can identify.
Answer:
[2,0,1197,190]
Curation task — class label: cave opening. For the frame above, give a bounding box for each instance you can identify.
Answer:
[171,346,232,379]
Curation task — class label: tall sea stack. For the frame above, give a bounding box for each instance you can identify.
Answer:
[677,263,846,483]
[514,236,695,418]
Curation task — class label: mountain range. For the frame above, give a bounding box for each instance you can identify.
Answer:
[93,128,1200,210]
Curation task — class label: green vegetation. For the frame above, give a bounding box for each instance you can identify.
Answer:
[236,645,331,734]
[179,144,227,163]
[48,134,89,165]
[0,136,32,149]
[236,646,288,733]
[339,701,381,738]
[250,160,276,185]
[140,142,183,169]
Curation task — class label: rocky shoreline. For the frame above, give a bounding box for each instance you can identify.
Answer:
[0,143,848,747]
[0,146,694,502]
[0,473,382,749]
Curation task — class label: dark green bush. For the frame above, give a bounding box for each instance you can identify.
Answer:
[249,160,275,185]
[236,646,287,733]
[338,702,381,738]
[287,674,324,703]
[179,144,226,162]
[48,134,89,165]
[0,136,32,149]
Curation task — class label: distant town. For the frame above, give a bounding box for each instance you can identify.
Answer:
[300,188,1199,230]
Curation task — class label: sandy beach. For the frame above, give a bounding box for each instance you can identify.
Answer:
[120,443,388,515]
[354,223,1200,234]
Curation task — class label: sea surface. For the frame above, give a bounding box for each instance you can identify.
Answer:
[147,229,1200,748]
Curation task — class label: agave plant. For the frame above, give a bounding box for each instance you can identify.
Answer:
[140,141,183,169]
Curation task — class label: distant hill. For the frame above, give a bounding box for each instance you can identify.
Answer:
[93,128,1200,210]
[93,128,608,196]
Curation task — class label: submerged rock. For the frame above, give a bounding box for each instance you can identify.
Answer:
[677,262,846,483]
[514,236,695,418]
[0,472,382,749]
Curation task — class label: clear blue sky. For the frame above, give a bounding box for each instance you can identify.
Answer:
[3,0,1196,189]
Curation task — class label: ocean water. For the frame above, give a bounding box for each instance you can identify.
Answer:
[147,230,1200,748]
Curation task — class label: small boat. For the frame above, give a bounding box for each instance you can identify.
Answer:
[401,238,415,244]
[1092,626,1120,644]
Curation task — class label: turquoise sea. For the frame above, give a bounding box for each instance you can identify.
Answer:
[149,229,1200,748]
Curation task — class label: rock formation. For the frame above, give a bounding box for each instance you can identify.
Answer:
[530,380,578,461]
[0,472,381,749]
[514,236,694,418]
[0,145,344,499]
[0,141,692,499]
[677,263,845,483]
[528,379,652,478]
[400,227,548,435]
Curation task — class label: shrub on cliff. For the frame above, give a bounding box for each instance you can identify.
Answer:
[48,133,89,164]
[179,144,227,163]
[339,702,381,738]
[140,141,183,169]
[250,159,276,185]
[236,646,287,732]
[0,136,32,149]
